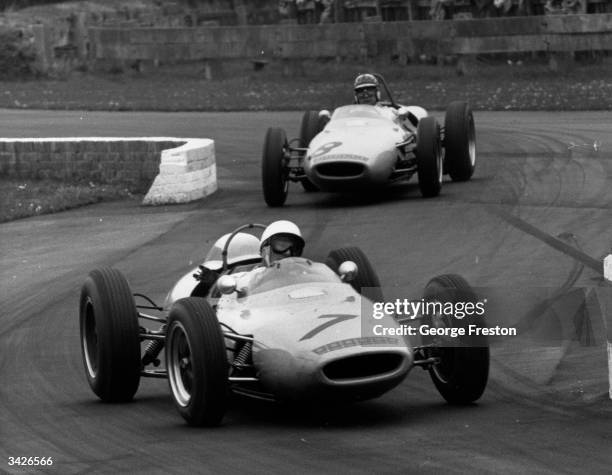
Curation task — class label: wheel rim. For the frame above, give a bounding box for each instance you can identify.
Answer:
[82,297,98,379]
[167,322,194,407]
[437,139,443,184]
[281,144,290,193]
[436,142,444,183]
[468,115,476,167]
[427,302,453,383]
[432,348,453,384]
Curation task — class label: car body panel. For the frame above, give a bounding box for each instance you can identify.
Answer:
[304,105,414,191]
[166,257,413,402]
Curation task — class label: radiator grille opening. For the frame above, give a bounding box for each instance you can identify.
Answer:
[323,353,403,381]
[316,162,365,178]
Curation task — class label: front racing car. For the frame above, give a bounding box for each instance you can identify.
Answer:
[78,224,489,426]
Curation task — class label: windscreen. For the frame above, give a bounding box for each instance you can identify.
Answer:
[248,258,340,295]
[331,105,385,120]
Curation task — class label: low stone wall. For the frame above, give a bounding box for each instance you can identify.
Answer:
[142,137,217,205]
[0,137,217,205]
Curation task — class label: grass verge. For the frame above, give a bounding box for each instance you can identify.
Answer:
[0,178,139,223]
[0,58,611,111]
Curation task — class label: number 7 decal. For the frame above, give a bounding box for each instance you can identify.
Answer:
[300,314,357,341]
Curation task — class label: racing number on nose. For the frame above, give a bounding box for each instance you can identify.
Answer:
[300,314,357,341]
[311,141,342,158]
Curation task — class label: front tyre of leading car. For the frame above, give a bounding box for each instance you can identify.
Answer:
[262,127,290,207]
[444,101,476,182]
[166,297,228,426]
[79,267,141,402]
[422,274,489,404]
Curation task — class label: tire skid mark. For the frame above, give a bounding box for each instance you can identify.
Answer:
[488,206,602,274]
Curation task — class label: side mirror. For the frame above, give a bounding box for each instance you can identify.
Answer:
[217,275,237,295]
[318,109,331,119]
[338,261,358,282]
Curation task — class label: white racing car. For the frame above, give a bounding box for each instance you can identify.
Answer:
[261,73,476,206]
[79,224,489,426]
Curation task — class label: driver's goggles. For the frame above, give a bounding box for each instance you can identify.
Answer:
[356,86,376,95]
[270,236,296,254]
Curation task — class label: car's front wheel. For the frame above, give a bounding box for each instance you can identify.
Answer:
[415,116,442,198]
[166,298,228,426]
[262,127,290,207]
[422,274,489,404]
[79,267,141,402]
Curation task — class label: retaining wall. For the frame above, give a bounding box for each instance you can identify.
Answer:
[0,137,217,205]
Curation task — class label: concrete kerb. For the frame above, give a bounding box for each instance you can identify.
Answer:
[0,137,217,205]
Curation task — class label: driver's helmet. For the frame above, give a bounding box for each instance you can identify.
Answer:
[260,220,305,266]
[202,232,261,271]
[354,73,380,105]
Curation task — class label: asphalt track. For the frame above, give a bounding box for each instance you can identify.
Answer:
[1,110,611,474]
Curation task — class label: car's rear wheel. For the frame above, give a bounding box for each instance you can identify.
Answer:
[299,111,328,192]
[422,274,489,404]
[262,127,289,207]
[166,297,228,426]
[326,247,383,301]
[444,101,476,181]
[79,267,141,402]
[415,116,442,198]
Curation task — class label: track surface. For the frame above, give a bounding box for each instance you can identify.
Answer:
[1,110,611,474]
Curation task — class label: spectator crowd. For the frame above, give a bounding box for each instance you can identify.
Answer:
[278,0,599,23]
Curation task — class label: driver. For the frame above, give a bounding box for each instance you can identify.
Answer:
[203,221,305,297]
[259,220,305,267]
[354,73,381,106]
[353,73,421,131]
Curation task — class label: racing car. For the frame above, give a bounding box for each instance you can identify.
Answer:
[79,224,489,426]
[261,73,476,206]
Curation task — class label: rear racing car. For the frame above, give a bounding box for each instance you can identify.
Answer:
[79,223,489,426]
[261,73,476,206]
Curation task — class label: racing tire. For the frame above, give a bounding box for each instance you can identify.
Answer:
[166,297,228,426]
[444,101,476,181]
[79,267,141,402]
[326,247,383,301]
[422,274,489,405]
[415,116,442,198]
[299,111,328,192]
[262,127,289,207]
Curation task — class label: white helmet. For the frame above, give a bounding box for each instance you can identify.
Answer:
[260,220,305,265]
[203,232,261,271]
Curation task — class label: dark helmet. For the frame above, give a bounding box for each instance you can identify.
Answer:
[354,73,379,91]
[353,73,381,103]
